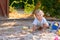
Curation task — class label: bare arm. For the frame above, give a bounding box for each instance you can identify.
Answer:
[43,23,49,29]
[32,25,37,31]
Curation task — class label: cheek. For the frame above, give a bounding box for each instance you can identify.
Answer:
[36,16,40,19]
[36,15,43,19]
[37,16,42,20]
[39,16,42,18]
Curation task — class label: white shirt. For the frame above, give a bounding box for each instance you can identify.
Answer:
[32,17,49,27]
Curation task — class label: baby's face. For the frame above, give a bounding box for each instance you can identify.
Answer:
[35,13,43,20]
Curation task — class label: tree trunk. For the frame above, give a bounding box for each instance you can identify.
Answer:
[0,1,6,17]
[32,1,41,15]
[30,1,41,17]
[27,1,41,18]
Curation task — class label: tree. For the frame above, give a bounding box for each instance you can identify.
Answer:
[40,0,60,18]
[9,0,60,18]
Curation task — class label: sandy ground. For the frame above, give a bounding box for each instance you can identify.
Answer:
[0,20,60,40]
[0,20,33,40]
[0,20,33,27]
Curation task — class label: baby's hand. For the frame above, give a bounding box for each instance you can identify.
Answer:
[32,27,36,31]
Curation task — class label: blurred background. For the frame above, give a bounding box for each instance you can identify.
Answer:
[0,0,60,19]
[9,0,60,19]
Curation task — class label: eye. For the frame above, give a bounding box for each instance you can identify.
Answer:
[39,15,42,16]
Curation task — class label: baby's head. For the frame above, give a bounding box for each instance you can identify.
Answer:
[34,9,44,20]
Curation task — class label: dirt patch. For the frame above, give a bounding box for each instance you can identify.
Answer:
[9,12,33,19]
[0,20,33,27]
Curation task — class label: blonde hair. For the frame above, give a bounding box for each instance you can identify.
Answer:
[35,9,44,16]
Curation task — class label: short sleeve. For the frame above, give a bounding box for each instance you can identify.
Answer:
[43,18,49,26]
[32,18,37,25]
